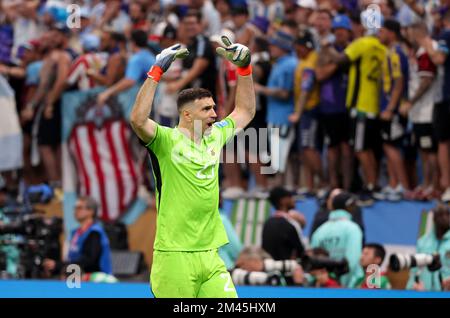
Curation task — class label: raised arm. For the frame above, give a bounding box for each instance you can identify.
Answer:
[216,36,256,130]
[130,44,189,144]
[130,78,159,144]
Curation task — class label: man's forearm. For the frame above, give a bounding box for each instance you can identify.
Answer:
[130,78,158,128]
[104,78,136,99]
[325,46,349,65]
[176,58,208,88]
[294,91,309,115]
[261,86,289,100]
[385,77,404,112]
[235,73,256,120]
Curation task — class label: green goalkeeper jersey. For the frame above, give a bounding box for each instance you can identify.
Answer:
[145,117,236,251]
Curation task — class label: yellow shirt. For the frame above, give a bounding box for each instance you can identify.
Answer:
[383,46,402,95]
[344,36,387,115]
[294,51,320,112]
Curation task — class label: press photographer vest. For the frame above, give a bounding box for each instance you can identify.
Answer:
[68,222,113,274]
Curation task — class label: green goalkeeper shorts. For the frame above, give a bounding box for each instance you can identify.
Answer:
[150,249,238,298]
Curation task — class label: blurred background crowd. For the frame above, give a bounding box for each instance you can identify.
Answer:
[0,0,449,292]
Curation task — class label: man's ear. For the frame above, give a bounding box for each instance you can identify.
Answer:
[183,109,192,122]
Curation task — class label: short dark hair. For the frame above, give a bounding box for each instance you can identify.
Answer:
[311,247,330,258]
[177,88,213,110]
[364,243,386,263]
[182,9,202,22]
[78,195,99,218]
[131,30,148,48]
[111,32,127,44]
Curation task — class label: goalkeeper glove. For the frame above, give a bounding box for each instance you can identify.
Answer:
[147,44,189,82]
[215,36,252,75]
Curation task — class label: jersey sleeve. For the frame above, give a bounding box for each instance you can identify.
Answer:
[213,116,236,147]
[344,38,366,62]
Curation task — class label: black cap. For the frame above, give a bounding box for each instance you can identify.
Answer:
[332,192,356,210]
[296,30,315,49]
[383,18,401,38]
[163,23,177,40]
[269,187,295,208]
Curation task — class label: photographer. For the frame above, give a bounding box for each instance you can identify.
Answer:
[307,248,341,288]
[311,191,364,288]
[0,185,20,278]
[355,243,391,289]
[262,187,306,260]
[230,246,305,286]
[406,204,450,291]
[43,196,113,276]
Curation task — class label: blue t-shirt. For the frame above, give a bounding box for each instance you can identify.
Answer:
[318,46,348,115]
[266,54,298,125]
[125,49,156,83]
[438,29,450,101]
[25,61,43,86]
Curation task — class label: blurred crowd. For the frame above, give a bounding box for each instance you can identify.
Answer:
[0,0,450,290]
[0,0,450,205]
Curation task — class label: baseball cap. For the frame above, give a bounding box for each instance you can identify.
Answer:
[81,34,100,52]
[295,29,315,49]
[249,16,270,34]
[332,192,356,210]
[269,187,296,208]
[269,30,294,52]
[296,0,317,10]
[332,14,352,31]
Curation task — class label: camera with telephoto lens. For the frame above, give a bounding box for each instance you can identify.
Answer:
[389,253,441,272]
[0,208,62,278]
[300,255,350,277]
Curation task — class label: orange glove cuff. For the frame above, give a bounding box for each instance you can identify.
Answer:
[237,65,252,76]
[147,65,163,82]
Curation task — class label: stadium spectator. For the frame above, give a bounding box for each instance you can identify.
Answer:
[43,196,113,276]
[94,0,131,33]
[153,23,182,128]
[190,0,222,37]
[262,187,306,260]
[323,9,387,205]
[87,31,127,87]
[22,27,73,189]
[248,0,285,24]
[311,191,364,287]
[67,34,106,91]
[290,29,325,195]
[355,243,391,289]
[255,30,297,180]
[294,0,317,27]
[401,22,441,201]
[316,14,353,191]
[166,10,217,99]
[97,30,155,105]
[419,10,450,202]
[376,18,410,201]
[406,204,450,291]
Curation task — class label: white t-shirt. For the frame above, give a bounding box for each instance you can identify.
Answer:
[408,42,442,123]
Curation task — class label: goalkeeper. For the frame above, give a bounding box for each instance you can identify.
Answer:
[130,37,256,298]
